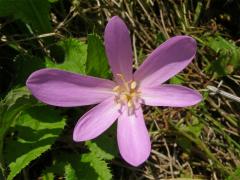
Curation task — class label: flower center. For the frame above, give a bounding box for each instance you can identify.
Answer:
[113,74,141,114]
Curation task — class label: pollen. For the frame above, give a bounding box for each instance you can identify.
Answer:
[130,81,137,90]
[113,74,141,114]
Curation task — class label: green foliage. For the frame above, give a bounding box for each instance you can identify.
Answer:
[176,117,203,152]
[48,0,58,3]
[94,124,119,157]
[46,38,87,74]
[82,141,113,180]
[205,35,240,76]
[42,172,54,180]
[180,117,203,138]
[86,34,110,78]
[42,141,114,180]
[169,75,185,84]
[64,163,77,180]
[13,55,45,86]
[0,87,35,178]
[4,106,66,180]
[0,0,51,33]
[226,167,240,180]
[42,152,97,180]
[0,87,34,150]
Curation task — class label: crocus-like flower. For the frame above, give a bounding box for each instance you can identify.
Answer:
[26,16,202,166]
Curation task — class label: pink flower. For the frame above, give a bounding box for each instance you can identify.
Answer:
[26,16,202,166]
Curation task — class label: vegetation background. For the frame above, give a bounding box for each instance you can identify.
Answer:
[0,0,240,179]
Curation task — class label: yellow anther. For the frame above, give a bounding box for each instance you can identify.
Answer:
[116,73,126,82]
[113,85,120,92]
[120,94,128,101]
[116,73,129,91]
[130,81,137,89]
[127,101,133,107]
[113,75,140,115]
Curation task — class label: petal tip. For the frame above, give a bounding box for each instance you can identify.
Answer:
[185,90,203,107]
[106,16,126,30]
[122,146,151,167]
[72,133,82,142]
[108,15,124,23]
[125,155,150,167]
[73,127,89,142]
[174,35,197,51]
[72,124,88,142]
[110,15,121,20]
[194,91,203,104]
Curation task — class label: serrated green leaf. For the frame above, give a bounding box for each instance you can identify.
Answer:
[83,141,113,180]
[0,0,52,33]
[43,141,114,180]
[7,146,51,180]
[81,153,112,180]
[65,163,77,180]
[12,55,45,86]
[94,124,118,157]
[46,38,87,74]
[86,141,114,160]
[42,172,54,180]
[86,34,110,78]
[5,106,66,180]
[0,87,35,178]
[43,152,98,180]
[0,87,35,150]
[205,36,240,76]
[81,154,112,180]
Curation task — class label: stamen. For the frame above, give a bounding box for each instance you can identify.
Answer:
[116,73,129,91]
[113,85,120,92]
[130,81,137,89]
[116,73,126,82]
[112,76,140,115]
[120,94,128,102]
[127,101,133,107]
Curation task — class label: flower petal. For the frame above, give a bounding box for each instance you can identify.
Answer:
[104,16,133,82]
[141,84,202,107]
[134,36,197,87]
[26,68,115,107]
[73,97,120,141]
[117,106,151,166]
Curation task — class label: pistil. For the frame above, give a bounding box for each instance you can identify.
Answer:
[113,74,141,114]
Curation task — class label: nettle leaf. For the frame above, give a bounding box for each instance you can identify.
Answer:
[64,163,77,180]
[0,87,35,150]
[0,87,35,178]
[0,0,52,33]
[86,34,110,78]
[5,106,66,180]
[46,38,87,74]
[42,141,114,180]
[205,35,240,76]
[82,141,113,180]
[43,152,98,180]
[94,124,119,158]
[42,172,54,180]
[13,55,45,86]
